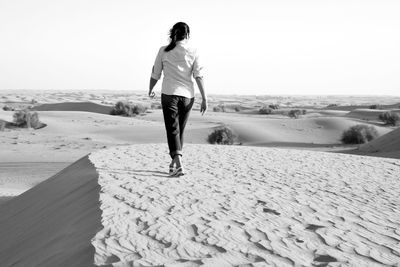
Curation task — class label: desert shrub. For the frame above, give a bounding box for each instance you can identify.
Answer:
[327,103,338,108]
[369,104,382,110]
[13,109,41,128]
[110,101,147,116]
[288,109,303,118]
[341,125,378,144]
[379,111,400,126]
[131,104,147,115]
[2,105,14,111]
[110,101,127,115]
[0,120,5,131]
[259,106,273,115]
[208,126,236,145]
[234,106,241,112]
[213,105,226,112]
[268,104,280,110]
[213,106,221,112]
[151,103,162,109]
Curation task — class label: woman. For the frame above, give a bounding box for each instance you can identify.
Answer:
[149,22,207,177]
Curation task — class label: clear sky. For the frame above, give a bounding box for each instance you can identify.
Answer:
[0,0,399,95]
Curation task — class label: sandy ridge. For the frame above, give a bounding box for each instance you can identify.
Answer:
[89,144,400,267]
[0,156,102,267]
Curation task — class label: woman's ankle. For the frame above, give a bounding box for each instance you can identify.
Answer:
[174,155,183,168]
[169,157,176,167]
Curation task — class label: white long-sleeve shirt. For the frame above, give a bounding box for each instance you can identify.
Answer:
[151,40,203,99]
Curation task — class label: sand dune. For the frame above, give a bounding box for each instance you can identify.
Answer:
[311,110,349,117]
[0,109,212,205]
[225,116,390,145]
[322,103,400,111]
[358,127,400,156]
[2,144,398,266]
[0,156,102,267]
[1,108,393,164]
[90,145,400,266]
[345,108,400,121]
[1,100,398,210]
[145,110,392,146]
[33,101,113,114]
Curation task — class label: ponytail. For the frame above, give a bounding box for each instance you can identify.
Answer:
[165,28,178,52]
[164,22,190,52]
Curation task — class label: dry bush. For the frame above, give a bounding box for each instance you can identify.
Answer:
[234,106,241,112]
[379,111,400,126]
[369,104,382,110]
[259,106,273,115]
[13,109,41,129]
[213,105,226,112]
[2,105,14,111]
[131,104,148,115]
[208,126,236,145]
[341,125,378,144]
[110,101,147,116]
[288,109,306,118]
[268,104,280,110]
[151,103,162,109]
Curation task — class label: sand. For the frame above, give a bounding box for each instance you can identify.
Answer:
[89,144,399,266]
[1,94,399,205]
[343,127,400,159]
[346,108,400,121]
[0,156,102,267]
[1,91,400,266]
[144,110,393,146]
[1,144,399,266]
[33,101,113,114]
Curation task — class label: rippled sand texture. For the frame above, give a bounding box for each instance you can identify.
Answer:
[90,144,400,267]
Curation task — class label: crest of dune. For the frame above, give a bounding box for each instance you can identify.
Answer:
[33,102,113,114]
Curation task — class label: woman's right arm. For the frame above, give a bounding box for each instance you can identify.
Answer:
[195,77,207,115]
[149,48,163,98]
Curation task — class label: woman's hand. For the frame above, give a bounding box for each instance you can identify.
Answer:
[148,90,155,99]
[200,99,207,115]
[149,77,158,99]
[195,77,207,115]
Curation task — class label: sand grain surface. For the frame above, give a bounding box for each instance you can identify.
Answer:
[90,144,400,267]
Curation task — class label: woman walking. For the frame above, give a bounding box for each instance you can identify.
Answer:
[149,22,207,177]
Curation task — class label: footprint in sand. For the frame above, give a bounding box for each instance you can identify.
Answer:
[262,207,281,215]
[305,224,325,231]
[257,200,281,215]
[313,254,337,265]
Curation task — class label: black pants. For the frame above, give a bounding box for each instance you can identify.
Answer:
[161,93,195,159]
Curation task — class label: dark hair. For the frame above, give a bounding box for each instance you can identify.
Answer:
[164,22,190,52]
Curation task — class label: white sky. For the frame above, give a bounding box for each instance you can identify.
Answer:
[0,0,399,95]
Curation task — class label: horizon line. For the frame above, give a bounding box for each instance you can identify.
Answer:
[1,89,400,98]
